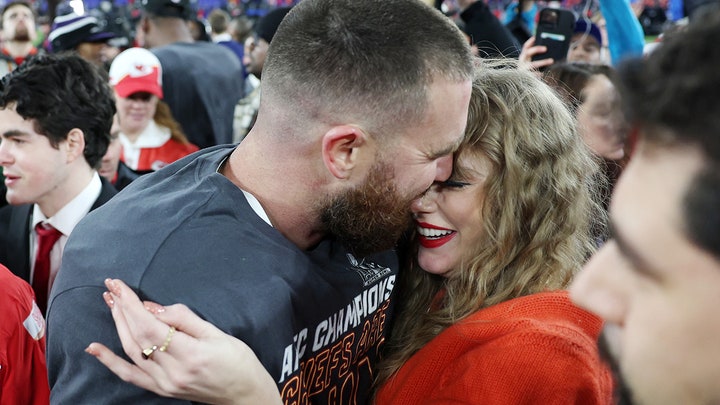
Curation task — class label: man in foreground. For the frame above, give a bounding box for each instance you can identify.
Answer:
[571,9,720,405]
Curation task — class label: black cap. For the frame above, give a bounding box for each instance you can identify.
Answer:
[254,6,292,44]
[140,0,193,20]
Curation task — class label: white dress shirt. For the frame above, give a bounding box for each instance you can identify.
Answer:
[30,172,102,296]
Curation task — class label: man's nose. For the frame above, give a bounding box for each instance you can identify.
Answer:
[434,155,453,182]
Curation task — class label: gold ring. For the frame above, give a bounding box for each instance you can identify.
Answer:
[141,326,176,360]
[141,345,158,360]
[158,326,176,353]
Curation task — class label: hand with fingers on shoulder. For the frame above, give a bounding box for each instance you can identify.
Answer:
[86,278,282,405]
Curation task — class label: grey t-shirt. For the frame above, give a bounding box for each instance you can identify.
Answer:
[47,146,399,404]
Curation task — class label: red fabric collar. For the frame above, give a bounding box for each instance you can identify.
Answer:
[2,46,38,66]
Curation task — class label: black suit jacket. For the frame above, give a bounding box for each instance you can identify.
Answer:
[0,173,7,210]
[0,178,117,283]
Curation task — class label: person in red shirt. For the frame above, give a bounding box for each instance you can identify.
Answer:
[108,47,198,173]
[0,264,49,405]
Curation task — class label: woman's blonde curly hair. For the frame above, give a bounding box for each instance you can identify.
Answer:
[375,59,606,389]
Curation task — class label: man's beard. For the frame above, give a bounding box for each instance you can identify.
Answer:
[320,160,414,257]
[598,329,637,405]
[12,25,31,42]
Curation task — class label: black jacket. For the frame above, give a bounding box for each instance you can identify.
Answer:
[461,1,521,58]
[0,177,117,282]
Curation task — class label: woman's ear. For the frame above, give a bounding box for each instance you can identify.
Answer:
[321,125,370,180]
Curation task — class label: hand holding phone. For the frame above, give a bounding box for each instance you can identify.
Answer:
[531,8,576,64]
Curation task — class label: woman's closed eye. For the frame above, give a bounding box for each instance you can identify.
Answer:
[440,180,471,189]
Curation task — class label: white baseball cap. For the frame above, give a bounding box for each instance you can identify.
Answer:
[109,47,164,99]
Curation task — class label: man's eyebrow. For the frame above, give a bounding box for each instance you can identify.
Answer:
[609,219,657,277]
[1,130,29,139]
[429,135,463,160]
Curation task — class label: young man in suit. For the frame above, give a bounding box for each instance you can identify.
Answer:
[0,53,117,314]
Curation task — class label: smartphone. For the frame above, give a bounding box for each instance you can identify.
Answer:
[532,8,576,63]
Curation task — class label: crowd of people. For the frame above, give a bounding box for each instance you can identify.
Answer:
[1,0,719,403]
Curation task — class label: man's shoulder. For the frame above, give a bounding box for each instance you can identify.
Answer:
[154,42,240,63]
[152,43,243,103]
[0,265,30,295]
[0,203,31,225]
[84,147,237,224]
[0,205,31,279]
[94,177,118,208]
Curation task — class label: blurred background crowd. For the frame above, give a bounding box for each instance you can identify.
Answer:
[0,0,707,58]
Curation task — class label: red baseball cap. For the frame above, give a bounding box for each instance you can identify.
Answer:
[108,47,164,99]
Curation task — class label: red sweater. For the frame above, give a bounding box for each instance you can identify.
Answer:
[375,291,613,404]
[0,265,49,405]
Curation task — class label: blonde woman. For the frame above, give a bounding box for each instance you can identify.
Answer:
[375,60,612,403]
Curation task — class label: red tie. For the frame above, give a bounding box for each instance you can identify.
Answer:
[33,223,63,314]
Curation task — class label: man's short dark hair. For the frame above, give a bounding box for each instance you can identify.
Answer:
[262,0,474,139]
[0,53,115,169]
[617,9,720,258]
[140,0,193,20]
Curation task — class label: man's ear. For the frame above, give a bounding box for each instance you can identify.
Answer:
[321,125,370,180]
[138,16,151,36]
[65,128,86,163]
